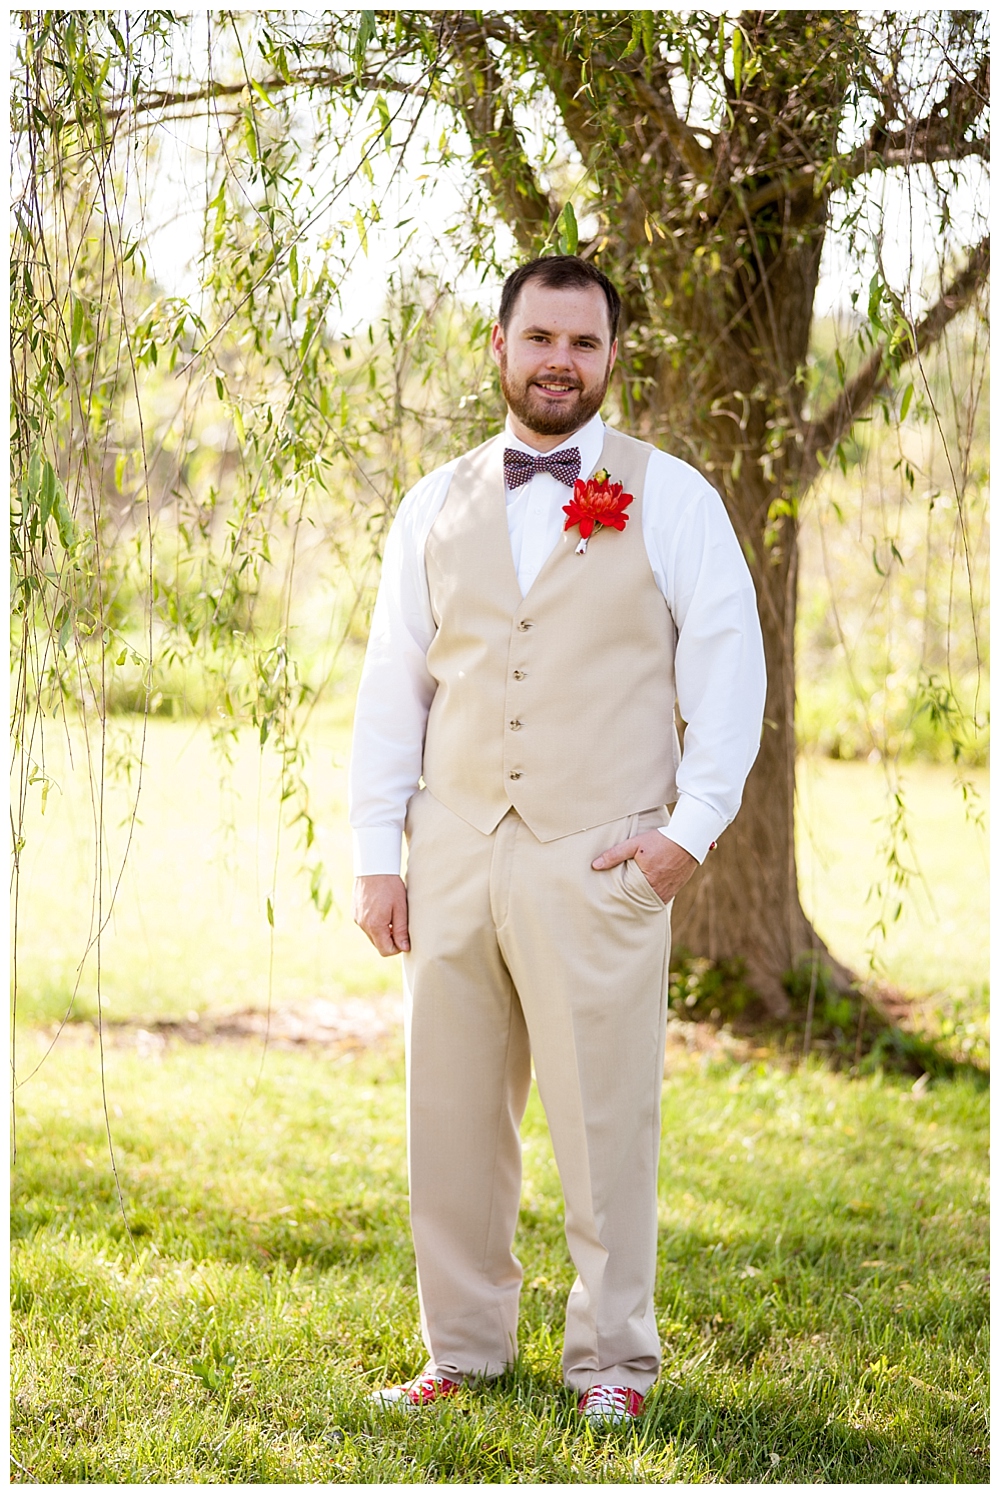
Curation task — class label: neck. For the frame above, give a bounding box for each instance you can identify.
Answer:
[506,410,587,453]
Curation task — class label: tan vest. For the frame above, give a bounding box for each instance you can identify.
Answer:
[421,426,679,842]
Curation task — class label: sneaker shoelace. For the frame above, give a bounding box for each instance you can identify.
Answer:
[404,1372,459,1404]
[579,1384,644,1420]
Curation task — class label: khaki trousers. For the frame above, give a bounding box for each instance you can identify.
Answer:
[402,788,672,1394]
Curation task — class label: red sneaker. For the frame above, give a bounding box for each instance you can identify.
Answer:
[578,1384,645,1425]
[371,1371,461,1409]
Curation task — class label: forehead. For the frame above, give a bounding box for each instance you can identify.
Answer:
[508,280,611,339]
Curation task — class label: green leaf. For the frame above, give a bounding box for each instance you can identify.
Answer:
[40,460,57,526]
[70,295,84,354]
[561,200,578,255]
[354,207,368,256]
[53,481,76,549]
[266,897,274,928]
[298,318,316,364]
[732,27,743,95]
[899,382,914,421]
[27,446,42,499]
[354,10,376,76]
[834,347,846,387]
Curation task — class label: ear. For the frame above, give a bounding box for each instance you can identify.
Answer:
[608,337,619,375]
[490,321,505,365]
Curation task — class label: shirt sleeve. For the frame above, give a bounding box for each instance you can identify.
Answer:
[643,452,767,864]
[347,466,453,875]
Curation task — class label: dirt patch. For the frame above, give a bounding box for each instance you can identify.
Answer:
[44,997,756,1067]
[49,996,404,1055]
[664,1018,761,1066]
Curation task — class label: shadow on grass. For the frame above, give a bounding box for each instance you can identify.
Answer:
[10,1156,411,1276]
[670,946,989,1088]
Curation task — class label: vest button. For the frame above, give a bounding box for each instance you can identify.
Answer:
[508,770,521,780]
[509,719,522,731]
[512,669,525,680]
[516,619,532,631]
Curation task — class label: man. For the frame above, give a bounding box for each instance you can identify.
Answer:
[350,256,766,1425]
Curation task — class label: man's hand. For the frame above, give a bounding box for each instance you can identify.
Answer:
[353,874,410,956]
[592,830,698,904]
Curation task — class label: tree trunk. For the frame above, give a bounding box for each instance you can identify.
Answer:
[669,482,852,1015]
[637,214,855,1014]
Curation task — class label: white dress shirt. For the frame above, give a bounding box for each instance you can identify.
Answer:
[349,412,766,875]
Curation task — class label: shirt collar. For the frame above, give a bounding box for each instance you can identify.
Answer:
[503,412,605,478]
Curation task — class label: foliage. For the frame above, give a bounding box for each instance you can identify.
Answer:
[797,318,989,766]
[10,1035,989,1483]
[9,11,499,969]
[8,9,990,1021]
[669,952,759,1024]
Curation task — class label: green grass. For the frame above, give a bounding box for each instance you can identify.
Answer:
[11,1029,988,1483]
[11,718,989,1479]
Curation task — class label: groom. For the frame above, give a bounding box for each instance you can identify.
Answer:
[350,255,766,1424]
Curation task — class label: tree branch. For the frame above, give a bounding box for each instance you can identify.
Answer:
[104,70,431,125]
[802,236,989,482]
[510,21,611,171]
[623,65,716,182]
[440,16,555,253]
[868,54,989,159]
[737,136,988,218]
[733,54,989,221]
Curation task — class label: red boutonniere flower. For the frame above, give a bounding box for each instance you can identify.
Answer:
[562,468,634,554]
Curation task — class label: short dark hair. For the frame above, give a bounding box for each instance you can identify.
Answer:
[498,255,621,343]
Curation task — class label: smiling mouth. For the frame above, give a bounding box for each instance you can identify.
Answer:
[532,380,581,396]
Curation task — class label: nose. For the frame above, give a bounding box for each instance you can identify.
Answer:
[543,338,574,368]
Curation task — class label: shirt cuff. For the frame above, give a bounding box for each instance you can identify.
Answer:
[658,795,727,865]
[352,827,404,878]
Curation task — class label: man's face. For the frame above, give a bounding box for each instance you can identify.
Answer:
[490,281,618,444]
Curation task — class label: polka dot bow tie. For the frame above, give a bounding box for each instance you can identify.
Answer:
[503,446,581,490]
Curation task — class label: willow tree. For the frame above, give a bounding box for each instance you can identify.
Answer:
[372,8,988,1009]
[11,10,989,1018]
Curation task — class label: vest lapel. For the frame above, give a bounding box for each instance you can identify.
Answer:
[472,434,524,613]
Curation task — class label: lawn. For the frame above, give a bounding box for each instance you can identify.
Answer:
[10,715,990,1482]
[11,1031,989,1483]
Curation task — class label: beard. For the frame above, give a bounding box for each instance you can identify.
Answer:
[498,352,612,437]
